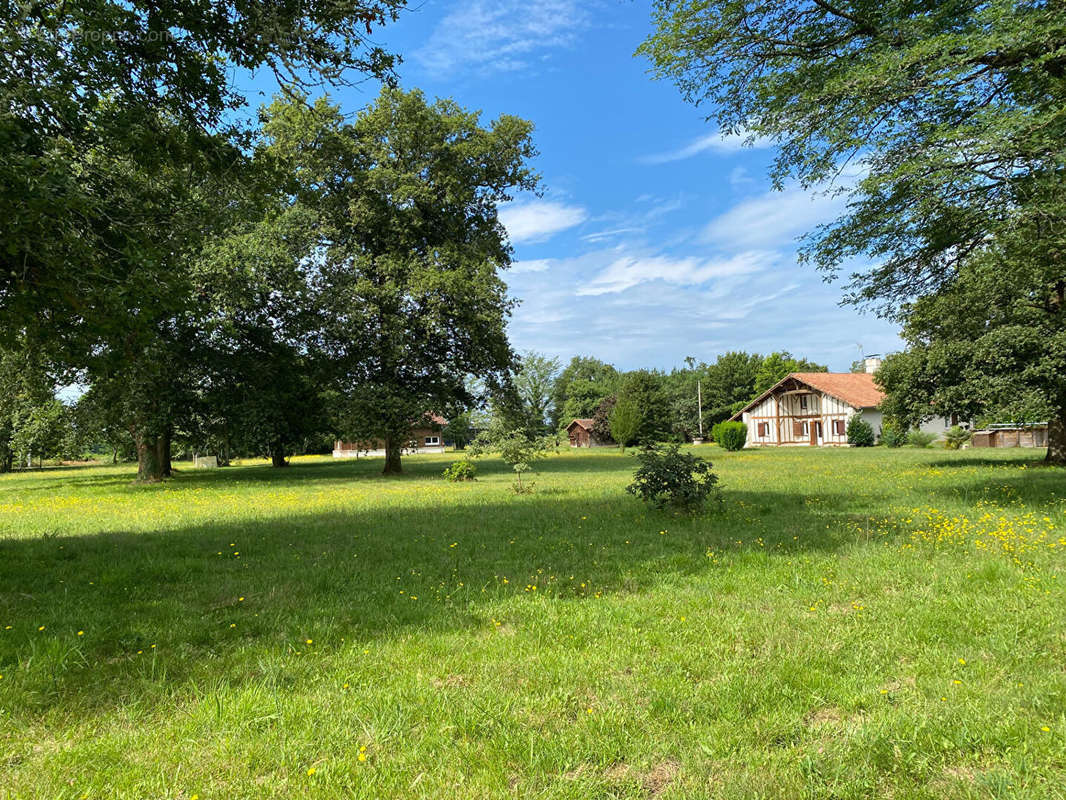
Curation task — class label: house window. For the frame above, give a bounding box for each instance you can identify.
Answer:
[757,422,769,437]
[801,421,809,437]
[799,394,808,411]
[424,436,440,446]
[832,419,845,436]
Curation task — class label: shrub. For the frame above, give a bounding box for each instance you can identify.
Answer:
[712,421,747,451]
[879,420,907,448]
[906,430,937,448]
[467,426,553,492]
[442,460,476,482]
[847,415,875,447]
[626,443,720,513]
[944,425,972,450]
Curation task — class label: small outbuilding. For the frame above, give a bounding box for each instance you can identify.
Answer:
[970,424,1048,448]
[566,418,611,448]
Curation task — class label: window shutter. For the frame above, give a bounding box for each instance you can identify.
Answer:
[793,421,804,437]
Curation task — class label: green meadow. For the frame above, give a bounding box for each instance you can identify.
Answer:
[0,447,1063,799]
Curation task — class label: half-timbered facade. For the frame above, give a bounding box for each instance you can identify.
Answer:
[729,372,885,448]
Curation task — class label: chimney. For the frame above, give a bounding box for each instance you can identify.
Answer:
[863,355,882,374]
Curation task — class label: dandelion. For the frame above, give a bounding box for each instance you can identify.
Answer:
[307,766,316,776]
[306,639,313,645]
[1042,726,1051,732]
[958,658,966,665]
[37,626,45,631]
[77,630,84,636]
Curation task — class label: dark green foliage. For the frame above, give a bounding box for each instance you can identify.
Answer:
[442,460,477,482]
[618,370,668,444]
[752,352,827,397]
[609,396,642,452]
[442,414,476,451]
[590,395,617,444]
[879,420,907,448]
[626,443,720,513]
[847,416,875,448]
[712,421,747,451]
[944,426,972,451]
[906,430,937,449]
[265,88,537,474]
[551,357,620,428]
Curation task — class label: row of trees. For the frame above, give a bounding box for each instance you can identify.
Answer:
[0,1,546,479]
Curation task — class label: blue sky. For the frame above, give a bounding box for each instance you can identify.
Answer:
[247,0,903,372]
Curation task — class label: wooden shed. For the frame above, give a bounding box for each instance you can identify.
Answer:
[970,424,1048,448]
[566,418,596,448]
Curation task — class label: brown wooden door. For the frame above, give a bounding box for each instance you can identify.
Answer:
[809,423,818,447]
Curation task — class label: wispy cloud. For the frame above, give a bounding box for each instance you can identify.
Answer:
[577,250,776,296]
[509,258,554,274]
[701,183,847,250]
[640,129,773,165]
[414,0,590,77]
[500,200,588,244]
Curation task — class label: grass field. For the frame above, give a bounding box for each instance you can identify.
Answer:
[0,447,1064,799]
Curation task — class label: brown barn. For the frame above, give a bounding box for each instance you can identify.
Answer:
[567,418,611,448]
[333,413,447,458]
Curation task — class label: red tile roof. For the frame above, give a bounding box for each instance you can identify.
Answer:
[567,418,595,430]
[791,372,885,409]
[731,372,885,419]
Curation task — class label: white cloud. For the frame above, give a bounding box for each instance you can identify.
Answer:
[641,129,773,165]
[580,227,644,244]
[701,183,847,250]
[500,200,588,244]
[510,258,554,274]
[414,0,590,77]
[577,250,775,296]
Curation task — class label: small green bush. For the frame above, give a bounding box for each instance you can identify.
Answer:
[712,421,747,451]
[442,460,477,482]
[944,425,972,450]
[906,430,937,448]
[879,420,907,448]
[847,415,875,447]
[626,443,720,513]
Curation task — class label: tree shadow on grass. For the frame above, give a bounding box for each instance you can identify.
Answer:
[0,480,881,719]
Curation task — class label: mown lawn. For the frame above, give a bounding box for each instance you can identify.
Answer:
[0,447,1064,799]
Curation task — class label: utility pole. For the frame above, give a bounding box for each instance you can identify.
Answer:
[697,380,704,441]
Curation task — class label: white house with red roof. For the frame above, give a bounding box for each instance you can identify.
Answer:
[729,361,954,447]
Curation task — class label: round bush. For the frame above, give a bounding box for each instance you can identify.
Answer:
[442,460,477,482]
[711,421,747,451]
[626,443,720,513]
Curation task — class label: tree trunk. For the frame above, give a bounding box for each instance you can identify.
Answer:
[136,434,166,482]
[382,437,403,475]
[0,451,11,474]
[271,443,289,468]
[157,430,172,477]
[1046,407,1066,466]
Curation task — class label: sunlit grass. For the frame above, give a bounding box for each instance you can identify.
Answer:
[0,447,1063,798]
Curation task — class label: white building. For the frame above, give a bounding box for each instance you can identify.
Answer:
[729,361,954,448]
